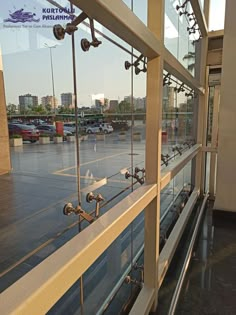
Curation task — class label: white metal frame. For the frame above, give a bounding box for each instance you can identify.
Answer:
[0,0,211,314]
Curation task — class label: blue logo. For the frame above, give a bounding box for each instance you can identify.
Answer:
[4,8,40,23]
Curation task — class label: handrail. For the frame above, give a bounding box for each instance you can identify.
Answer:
[158,189,199,288]
[168,193,209,315]
[160,144,201,190]
[129,188,199,315]
[0,184,157,315]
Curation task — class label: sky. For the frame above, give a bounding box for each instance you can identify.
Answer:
[0,0,226,106]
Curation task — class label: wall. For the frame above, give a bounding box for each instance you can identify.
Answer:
[214,0,236,212]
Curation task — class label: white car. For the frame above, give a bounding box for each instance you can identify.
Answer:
[86,123,113,134]
[63,123,76,133]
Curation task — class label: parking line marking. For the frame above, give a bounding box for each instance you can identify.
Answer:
[53,173,128,184]
[53,151,129,175]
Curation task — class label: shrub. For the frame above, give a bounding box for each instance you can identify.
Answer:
[10,134,22,139]
[39,134,50,138]
[54,133,63,137]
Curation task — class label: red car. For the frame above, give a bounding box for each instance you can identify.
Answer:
[8,124,40,143]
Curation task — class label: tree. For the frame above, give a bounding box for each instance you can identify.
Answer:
[32,105,46,114]
[7,103,17,115]
[58,107,74,114]
[118,100,131,113]
[45,104,52,113]
[103,98,109,109]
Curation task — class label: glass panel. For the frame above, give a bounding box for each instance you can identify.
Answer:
[122,0,147,25]
[0,0,198,312]
[178,8,191,68]
[0,0,142,292]
[48,212,144,314]
[134,0,147,25]
[165,0,179,57]
[164,0,198,75]
[209,0,226,31]
[162,73,194,155]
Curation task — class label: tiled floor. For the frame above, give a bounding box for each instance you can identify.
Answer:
[176,208,236,315]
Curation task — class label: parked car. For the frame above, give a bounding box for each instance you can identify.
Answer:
[8,124,40,143]
[63,123,77,134]
[37,124,72,140]
[86,123,113,134]
[111,120,129,131]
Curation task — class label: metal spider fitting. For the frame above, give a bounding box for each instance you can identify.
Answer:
[53,11,101,52]
[125,167,145,185]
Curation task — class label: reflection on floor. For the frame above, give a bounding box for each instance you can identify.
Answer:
[176,206,236,315]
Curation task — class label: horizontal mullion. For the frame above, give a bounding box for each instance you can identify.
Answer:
[161,144,201,190]
[189,0,208,37]
[0,184,157,315]
[164,48,205,94]
[129,285,156,315]
[70,0,162,59]
[202,146,218,153]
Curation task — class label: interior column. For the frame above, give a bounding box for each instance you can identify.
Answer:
[0,48,11,175]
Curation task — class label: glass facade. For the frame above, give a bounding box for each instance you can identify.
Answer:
[164,0,197,75]
[0,0,223,314]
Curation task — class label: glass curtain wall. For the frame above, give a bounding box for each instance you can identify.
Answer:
[165,0,198,76]
[0,0,199,313]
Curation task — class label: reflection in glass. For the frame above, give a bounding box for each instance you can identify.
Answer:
[164,0,198,75]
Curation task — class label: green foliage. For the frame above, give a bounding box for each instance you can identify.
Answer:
[54,133,63,137]
[118,100,131,113]
[10,134,22,139]
[7,103,17,115]
[45,104,52,113]
[58,107,75,114]
[39,134,50,138]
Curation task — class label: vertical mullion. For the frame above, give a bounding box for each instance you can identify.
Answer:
[194,1,210,193]
[144,0,164,311]
[200,66,210,191]
[0,49,11,174]
[209,85,220,197]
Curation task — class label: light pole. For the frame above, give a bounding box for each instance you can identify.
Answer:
[44,43,56,118]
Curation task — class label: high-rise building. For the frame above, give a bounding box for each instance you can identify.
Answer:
[95,99,102,108]
[124,96,146,110]
[109,100,119,111]
[135,97,146,110]
[41,95,58,109]
[19,94,38,112]
[61,93,74,107]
